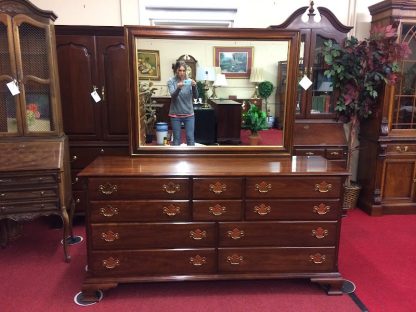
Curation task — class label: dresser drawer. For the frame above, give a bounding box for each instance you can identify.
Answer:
[245,199,340,221]
[90,249,216,276]
[218,247,336,273]
[193,200,242,221]
[218,222,337,247]
[193,178,243,199]
[89,200,190,222]
[88,178,189,200]
[246,177,342,198]
[91,223,216,249]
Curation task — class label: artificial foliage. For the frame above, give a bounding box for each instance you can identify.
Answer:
[242,103,268,136]
[322,24,411,184]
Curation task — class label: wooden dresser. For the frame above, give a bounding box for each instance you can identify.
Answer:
[79,155,348,301]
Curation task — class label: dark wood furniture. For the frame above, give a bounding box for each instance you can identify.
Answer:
[270,4,351,164]
[0,0,72,261]
[55,26,129,214]
[194,106,216,145]
[0,139,72,261]
[209,99,242,144]
[357,0,416,215]
[79,155,348,301]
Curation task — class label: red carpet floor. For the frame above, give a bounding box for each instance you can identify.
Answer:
[0,218,359,312]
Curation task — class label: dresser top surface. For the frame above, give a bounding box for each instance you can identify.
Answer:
[79,156,348,177]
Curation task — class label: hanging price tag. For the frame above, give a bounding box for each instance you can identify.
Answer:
[6,80,20,95]
[91,90,101,103]
[299,75,313,90]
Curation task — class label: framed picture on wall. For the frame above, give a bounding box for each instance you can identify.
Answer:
[137,49,161,80]
[214,46,253,78]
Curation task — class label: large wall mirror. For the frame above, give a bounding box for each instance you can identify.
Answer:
[126,26,300,155]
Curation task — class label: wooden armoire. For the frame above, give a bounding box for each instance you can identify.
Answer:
[357,0,416,215]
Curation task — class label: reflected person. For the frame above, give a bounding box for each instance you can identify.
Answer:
[167,61,198,146]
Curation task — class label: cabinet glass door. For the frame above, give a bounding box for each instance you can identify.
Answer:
[16,21,54,133]
[309,34,336,117]
[392,23,416,130]
[0,18,19,134]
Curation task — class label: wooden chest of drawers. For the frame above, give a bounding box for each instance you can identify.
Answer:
[79,156,348,301]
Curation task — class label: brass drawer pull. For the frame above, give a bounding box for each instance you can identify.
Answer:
[101,230,119,242]
[100,205,119,217]
[209,204,226,216]
[189,255,206,266]
[395,145,409,153]
[254,204,271,215]
[227,254,244,265]
[309,253,326,264]
[314,181,332,193]
[102,257,120,269]
[313,203,331,215]
[71,155,78,162]
[227,228,245,240]
[0,179,13,183]
[98,182,118,195]
[163,204,181,216]
[162,182,180,194]
[305,152,315,156]
[72,177,79,185]
[311,227,328,239]
[190,229,207,240]
[209,182,227,194]
[255,181,272,193]
[0,193,6,198]
[330,151,339,156]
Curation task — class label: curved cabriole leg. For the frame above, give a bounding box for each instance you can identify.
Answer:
[80,282,118,304]
[311,277,344,295]
[60,208,71,263]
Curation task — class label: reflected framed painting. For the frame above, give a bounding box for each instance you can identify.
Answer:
[137,49,161,80]
[214,46,253,78]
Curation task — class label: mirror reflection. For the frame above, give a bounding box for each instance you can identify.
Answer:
[127,27,299,153]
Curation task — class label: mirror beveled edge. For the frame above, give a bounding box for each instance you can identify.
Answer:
[125,26,300,156]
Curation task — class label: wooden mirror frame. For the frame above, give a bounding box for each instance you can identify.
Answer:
[126,26,300,156]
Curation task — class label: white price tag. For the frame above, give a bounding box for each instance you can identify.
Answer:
[6,80,20,96]
[299,75,313,90]
[91,90,101,103]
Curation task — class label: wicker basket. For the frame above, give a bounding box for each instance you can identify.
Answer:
[342,184,361,210]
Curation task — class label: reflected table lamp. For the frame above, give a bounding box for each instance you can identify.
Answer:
[211,73,227,99]
[196,66,216,108]
[250,68,264,99]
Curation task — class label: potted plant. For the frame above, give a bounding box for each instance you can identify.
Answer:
[322,24,411,208]
[258,80,275,128]
[242,103,268,145]
[139,81,158,143]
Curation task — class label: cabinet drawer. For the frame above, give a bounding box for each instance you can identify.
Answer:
[386,144,416,154]
[325,148,346,160]
[0,200,59,215]
[89,200,190,222]
[91,223,216,249]
[88,178,189,200]
[70,146,128,169]
[218,247,336,273]
[0,187,58,201]
[193,200,242,221]
[193,178,242,199]
[218,222,337,247]
[246,177,341,198]
[245,199,340,221]
[293,148,325,157]
[0,173,58,187]
[90,249,216,276]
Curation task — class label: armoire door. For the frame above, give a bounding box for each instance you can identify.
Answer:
[56,35,101,140]
[96,36,128,141]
